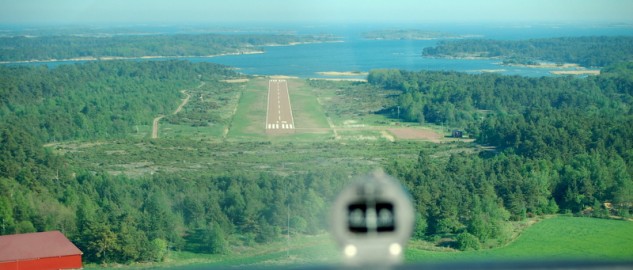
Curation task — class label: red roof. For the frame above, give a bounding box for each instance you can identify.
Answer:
[0,231,82,262]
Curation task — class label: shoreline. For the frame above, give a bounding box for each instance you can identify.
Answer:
[316,71,368,77]
[0,50,265,65]
[0,39,343,65]
[550,70,600,75]
[502,62,581,69]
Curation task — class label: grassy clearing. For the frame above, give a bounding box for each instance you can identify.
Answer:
[406,216,633,262]
[309,80,397,127]
[55,137,447,178]
[159,123,226,140]
[227,78,268,139]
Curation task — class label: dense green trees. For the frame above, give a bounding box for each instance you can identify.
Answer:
[371,63,633,249]
[422,36,633,67]
[0,132,345,263]
[0,61,237,142]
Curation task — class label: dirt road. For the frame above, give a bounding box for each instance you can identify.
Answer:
[151,115,165,139]
[151,82,202,139]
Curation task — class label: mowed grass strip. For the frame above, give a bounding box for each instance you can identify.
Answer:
[288,79,331,130]
[227,78,268,139]
[406,216,633,263]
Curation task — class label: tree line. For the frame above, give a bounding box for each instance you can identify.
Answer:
[0,33,338,62]
[422,36,633,67]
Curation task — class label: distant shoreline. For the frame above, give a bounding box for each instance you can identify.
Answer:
[362,29,482,40]
[0,50,265,65]
[0,39,344,65]
[316,71,368,77]
[550,70,600,75]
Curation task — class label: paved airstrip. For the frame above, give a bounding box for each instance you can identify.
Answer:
[266,79,295,134]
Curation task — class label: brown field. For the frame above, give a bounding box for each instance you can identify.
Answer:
[387,128,443,142]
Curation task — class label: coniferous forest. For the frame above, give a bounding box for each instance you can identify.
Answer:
[1,45,633,263]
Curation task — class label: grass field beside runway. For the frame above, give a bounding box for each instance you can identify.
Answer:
[290,80,331,130]
[227,78,268,139]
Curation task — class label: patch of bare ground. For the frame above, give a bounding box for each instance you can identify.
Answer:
[387,128,443,142]
[550,70,600,75]
[380,130,395,142]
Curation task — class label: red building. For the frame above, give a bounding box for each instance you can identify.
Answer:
[0,231,82,270]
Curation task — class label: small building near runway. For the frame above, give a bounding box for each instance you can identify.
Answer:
[0,231,83,270]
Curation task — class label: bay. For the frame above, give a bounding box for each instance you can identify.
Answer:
[199,38,552,78]
[194,24,633,78]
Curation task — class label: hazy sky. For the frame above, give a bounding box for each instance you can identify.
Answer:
[1,0,632,25]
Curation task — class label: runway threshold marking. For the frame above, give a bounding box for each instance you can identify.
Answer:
[265,79,295,132]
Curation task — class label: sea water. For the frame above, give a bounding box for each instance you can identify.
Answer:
[195,23,633,78]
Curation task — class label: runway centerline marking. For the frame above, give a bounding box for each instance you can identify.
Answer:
[265,79,295,133]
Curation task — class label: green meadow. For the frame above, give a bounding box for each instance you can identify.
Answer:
[406,216,633,262]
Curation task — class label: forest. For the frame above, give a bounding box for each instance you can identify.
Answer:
[0,61,238,142]
[422,36,633,67]
[0,33,338,62]
[0,59,632,263]
[370,63,633,249]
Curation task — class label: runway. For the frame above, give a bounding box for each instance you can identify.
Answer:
[266,79,295,134]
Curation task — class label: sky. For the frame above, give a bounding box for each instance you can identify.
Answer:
[1,0,632,25]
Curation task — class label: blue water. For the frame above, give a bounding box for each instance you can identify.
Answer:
[4,23,633,77]
[194,23,633,78]
[200,38,550,78]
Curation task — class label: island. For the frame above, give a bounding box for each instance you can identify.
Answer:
[363,29,477,40]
